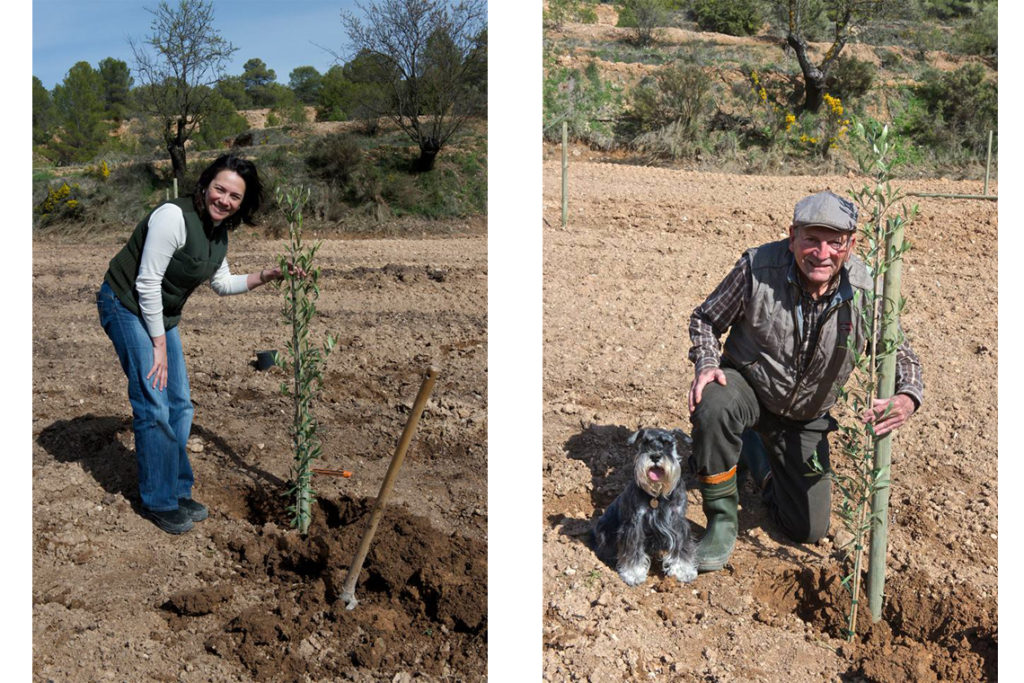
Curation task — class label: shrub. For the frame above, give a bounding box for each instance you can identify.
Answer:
[877,49,904,70]
[89,160,112,182]
[193,92,249,150]
[543,60,622,149]
[689,0,762,36]
[632,119,704,160]
[900,64,996,158]
[628,62,714,149]
[921,0,976,20]
[618,0,669,45]
[544,0,598,28]
[741,68,792,148]
[826,55,876,104]
[35,182,86,226]
[959,3,996,59]
[305,133,364,188]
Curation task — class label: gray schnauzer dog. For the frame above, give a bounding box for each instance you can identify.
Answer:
[593,427,697,586]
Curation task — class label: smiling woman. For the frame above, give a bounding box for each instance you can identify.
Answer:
[96,154,289,535]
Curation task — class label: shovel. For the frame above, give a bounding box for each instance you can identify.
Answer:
[340,366,439,610]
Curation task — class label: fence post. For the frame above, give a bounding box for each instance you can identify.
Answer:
[561,120,568,229]
[173,177,179,199]
[984,130,993,196]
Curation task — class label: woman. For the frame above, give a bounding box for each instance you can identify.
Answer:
[97,154,286,535]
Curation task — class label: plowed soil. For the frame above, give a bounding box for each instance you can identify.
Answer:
[32,229,487,681]
[542,155,997,680]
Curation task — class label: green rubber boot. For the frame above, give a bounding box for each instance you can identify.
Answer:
[697,468,739,572]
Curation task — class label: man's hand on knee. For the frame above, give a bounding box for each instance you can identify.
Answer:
[689,367,728,414]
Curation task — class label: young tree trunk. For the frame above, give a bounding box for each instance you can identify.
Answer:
[167,120,188,192]
[415,137,441,172]
[787,33,841,114]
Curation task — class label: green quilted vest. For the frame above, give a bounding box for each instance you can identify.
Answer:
[721,238,872,421]
[104,197,228,331]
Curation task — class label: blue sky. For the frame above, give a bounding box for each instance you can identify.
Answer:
[33,0,362,90]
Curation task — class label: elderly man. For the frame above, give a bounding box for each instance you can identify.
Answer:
[687,190,923,572]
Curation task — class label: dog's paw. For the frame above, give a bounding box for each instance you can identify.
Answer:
[664,558,698,584]
[617,559,650,586]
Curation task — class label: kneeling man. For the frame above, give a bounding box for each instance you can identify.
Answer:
[687,190,923,572]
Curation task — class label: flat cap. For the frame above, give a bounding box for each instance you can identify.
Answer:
[792,191,858,232]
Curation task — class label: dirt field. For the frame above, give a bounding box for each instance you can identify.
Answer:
[32,229,487,681]
[542,156,997,680]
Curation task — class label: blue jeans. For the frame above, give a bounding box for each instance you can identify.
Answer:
[97,281,194,511]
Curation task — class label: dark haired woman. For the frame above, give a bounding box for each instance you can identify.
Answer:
[97,154,287,535]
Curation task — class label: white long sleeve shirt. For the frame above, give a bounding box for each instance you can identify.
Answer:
[136,203,250,338]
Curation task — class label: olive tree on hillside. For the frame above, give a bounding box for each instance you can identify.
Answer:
[342,0,487,171]
[130,0,237,189]
[770,0,888,113]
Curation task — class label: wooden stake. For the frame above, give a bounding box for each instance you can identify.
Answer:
[907,192,996,201]
[984,130,993,196]
[340,366,439,610]
[561,120,568,228]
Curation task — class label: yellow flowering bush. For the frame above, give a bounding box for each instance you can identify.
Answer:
[822,93,851,151]
[823,93,844,117]
[744,71,854,161]
[746,69,789,145]
[36,182,85,223]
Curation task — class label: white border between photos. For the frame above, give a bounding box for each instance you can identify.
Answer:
[997,3,1016,676]
[11,1,32,677]
[488,1,543,678]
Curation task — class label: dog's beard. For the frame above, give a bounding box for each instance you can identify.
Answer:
[634,455,680,499]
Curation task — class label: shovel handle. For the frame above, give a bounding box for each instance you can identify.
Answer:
[340,366,439,609]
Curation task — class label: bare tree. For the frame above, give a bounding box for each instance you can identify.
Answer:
[342,0,487,171]
[130,0,237,188]
[775,0,884,113]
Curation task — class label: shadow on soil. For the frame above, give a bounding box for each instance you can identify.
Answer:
[557,423,703,573]
[36,413,138,502]
[36,414,488,680]
[555,423,828,573]
[35,414,286,515]
[563,423,699,509]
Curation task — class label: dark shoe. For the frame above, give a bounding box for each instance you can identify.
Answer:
[697,468,739,572]
[142,507,194,534]
[178,498,209,522]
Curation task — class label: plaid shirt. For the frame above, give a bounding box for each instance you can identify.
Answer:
[689,254,924,409]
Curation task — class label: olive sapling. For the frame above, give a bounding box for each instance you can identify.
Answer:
[273,186,337,534]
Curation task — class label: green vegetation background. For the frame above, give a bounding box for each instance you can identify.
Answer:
[543,0,996,179]
[33,42,486,235]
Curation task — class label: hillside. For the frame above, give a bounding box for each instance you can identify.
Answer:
[543,4,997,178]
